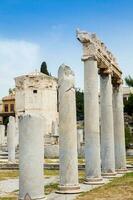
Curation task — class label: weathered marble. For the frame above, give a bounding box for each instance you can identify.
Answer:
[84,59,102,183]
[58,64,80,193]
[100,73,116,176]
[7,116,16,163]
[113,84,127,171]
[0,125,5,146]
[52,120,58,136]
[15,72,58,135]
[77,129,84,154]
[19,114,45,200]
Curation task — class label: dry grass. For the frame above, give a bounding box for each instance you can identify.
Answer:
[0,170,19,181]
[126,156,133,165]
[44,183,59,195]
[77,172,133,200]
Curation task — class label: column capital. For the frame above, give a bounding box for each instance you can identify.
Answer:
[76,29,97,61]
[99,67,113,76]
[112,78,123,88]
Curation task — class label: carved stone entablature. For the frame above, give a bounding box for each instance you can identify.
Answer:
[76,29,122,79]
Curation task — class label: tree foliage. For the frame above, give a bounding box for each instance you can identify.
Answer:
[125,75,133,87]
[124,75,133,116]
[40,62,50,76]
[125,126,133,148]
[76,89,84,120]
[124,94,133,116]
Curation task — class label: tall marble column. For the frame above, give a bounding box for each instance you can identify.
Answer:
[7,116,16,163]
[100,70,116,176]
[77,128,84,154]
[19,114,45,200]
[0,125,5,146]
[58,64,80,194]
[113,82,127,172]
[77,30,102,184]
[84,58,102,184]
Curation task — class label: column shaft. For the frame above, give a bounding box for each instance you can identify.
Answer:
[100,73,116,175]
[7,116,16,163]
[84,58,102,182]
[58,65,80,193]
[113,84,127,171]
[19,114,45,200]
[0,125,5,146]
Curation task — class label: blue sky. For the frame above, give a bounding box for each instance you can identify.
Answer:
[0,0,133,97]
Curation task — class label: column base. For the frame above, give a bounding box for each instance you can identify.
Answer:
[56,185,81,194]
[102,172,117,178]
[84,177,104,185]
[19,195,46,200]
[8,160,16,164]
[116,168,128,174]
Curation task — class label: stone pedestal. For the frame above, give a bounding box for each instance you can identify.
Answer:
[57,64,80,194]
[84,58,102,184]
[7,117,16,163]
[19,114,45,200]
[0,125,5,146]
[113,84,127,171]
[100,73,116,176]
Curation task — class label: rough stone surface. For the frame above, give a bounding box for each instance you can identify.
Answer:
[100,73,116,174]
[15,72,58,135]
[19,114,45,200]
[113,84,127,170]
[84,59,102,181]
[58,64,80,192]
[7,117,16,163]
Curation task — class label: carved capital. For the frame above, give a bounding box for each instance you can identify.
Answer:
[99,67,113,76]
[76,29,97,61]
[82,42,97,61]
[116,78,123,85]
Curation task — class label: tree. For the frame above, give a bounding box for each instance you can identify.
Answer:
[124,75,133,116]
[40,62,50,76]
[125,75,133,87]
[125,126,133,148]
[124,94,133,115]
[76,89,84,120]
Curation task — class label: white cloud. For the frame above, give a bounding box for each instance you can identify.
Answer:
[0,39,42,98]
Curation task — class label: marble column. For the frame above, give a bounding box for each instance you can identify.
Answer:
[0,125,5,146]
[100,70,116,176]
[113,83,127,172]
[52,120,58,136]
[77,129,84,154]
[58,64,80,194]
[84,58,102,184]
[7,116,16,163]
[19,114,45,200]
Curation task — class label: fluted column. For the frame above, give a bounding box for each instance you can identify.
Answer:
[100,70,116,176]
[58,64,80,194]
[113,82,127,172]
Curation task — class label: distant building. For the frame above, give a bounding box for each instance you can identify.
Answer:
[15,71,58,135]
[123,86,133,101]
[0,94,15,125]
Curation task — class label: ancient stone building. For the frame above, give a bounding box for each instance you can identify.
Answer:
[15,71,58,135]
